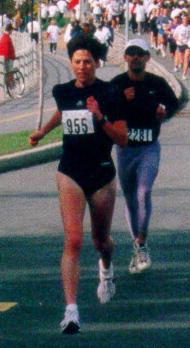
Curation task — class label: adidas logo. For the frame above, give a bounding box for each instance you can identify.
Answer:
[76,100,84,107]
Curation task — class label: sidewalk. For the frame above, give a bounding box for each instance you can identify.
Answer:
[0,32,188,174]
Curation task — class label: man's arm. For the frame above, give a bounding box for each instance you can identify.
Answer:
[159,78,179,120]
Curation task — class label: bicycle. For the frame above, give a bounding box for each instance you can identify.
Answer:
[5,67,25,99]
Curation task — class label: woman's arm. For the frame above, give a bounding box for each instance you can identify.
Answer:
[86,96,128,147]
[29,110,62,146]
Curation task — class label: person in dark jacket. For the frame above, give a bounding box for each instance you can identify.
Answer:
[112,38,179,275]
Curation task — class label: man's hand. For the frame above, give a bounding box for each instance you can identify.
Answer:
[156,104,166,122]
[124,87,135,101]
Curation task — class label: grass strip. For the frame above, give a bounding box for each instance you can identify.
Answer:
[0,127,62,156]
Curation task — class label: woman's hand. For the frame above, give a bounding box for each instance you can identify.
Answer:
[29,129,45,146]
[86,96,103,121]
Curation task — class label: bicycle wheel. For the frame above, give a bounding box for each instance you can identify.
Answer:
[5,68,25,99]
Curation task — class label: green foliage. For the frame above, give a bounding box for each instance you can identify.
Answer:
[19,0,31,17]
[56,15,70,28]
[0,127,62,156]
[0,0,16,17]
[42,15,70,30]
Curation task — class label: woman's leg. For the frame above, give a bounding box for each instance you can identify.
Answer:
[88,179,116,268]
[182,48,190,78]
[88,179,116,303]
[56,172,86,306]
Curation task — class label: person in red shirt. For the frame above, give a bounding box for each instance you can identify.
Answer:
[0,23,16,72]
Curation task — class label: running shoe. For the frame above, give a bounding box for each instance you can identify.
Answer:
[129,242,151,274]
[60,307,80,335]
[97,259,116,304]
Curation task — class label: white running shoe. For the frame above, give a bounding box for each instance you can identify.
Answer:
[97,259,116,304]
[129,242,151,274]
[60,307,80,335]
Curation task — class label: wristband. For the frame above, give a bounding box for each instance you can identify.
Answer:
[98,115,108,127]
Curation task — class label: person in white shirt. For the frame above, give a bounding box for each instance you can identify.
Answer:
[41,2,49,22]
[94,22,111,66]
[135,0,146,35]
[27,18,40,43]
[64,21,75,44]
[93,3,103,23]
[57,0,67,17]
[182,38,190,80]
[173,14,190,72]
[46,19,60,54]
[48,1,59,19]
[111,0,123,29]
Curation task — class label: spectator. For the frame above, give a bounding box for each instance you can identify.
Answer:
[92,2,103,23]
[181,38,190,79]
[70,20,83,39]
[156,7,171,57]
[48,1,59,20]
[167,13,181,59]
[94,22,112,66]
[135,0,146,35]
[57,0,68,18]
[149,7,159,49]
[27,17,40,44]
[13,9,23,31]
[130,0,138,34]
[0,23,16,73]
[40,1,49,27]
[173,14,190,72]
[46,19,61,54]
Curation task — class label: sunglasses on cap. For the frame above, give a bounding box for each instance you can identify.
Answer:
[125,47,148,57]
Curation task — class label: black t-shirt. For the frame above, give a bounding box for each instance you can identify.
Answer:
[111,72,179,146]
[53,78,123,168]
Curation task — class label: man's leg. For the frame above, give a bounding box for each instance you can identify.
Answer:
[117,143,160,273]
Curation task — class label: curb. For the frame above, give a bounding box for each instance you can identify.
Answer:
[0,142,62,174]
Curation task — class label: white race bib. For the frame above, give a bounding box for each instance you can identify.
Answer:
[128,128,153,142]
[62,109,95,135]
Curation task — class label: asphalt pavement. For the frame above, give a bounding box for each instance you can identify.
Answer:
[1,119,190,348]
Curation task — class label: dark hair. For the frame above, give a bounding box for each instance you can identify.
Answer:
[67,36,103,61]
[5,23,13,32]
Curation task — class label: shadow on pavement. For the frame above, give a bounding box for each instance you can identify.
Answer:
[1,231,190,348]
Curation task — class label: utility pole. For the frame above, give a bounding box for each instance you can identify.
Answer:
[125,0,129,45]
[80,0,85,23]
[0,0,4,28]
[36,0,44,131]
[31,0,34,41]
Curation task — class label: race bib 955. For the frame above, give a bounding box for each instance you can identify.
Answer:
[62,109,95,135]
